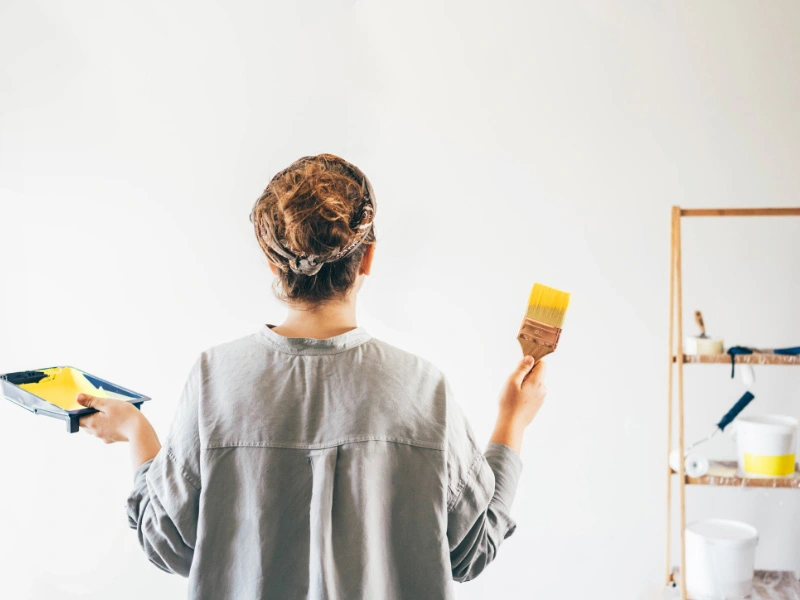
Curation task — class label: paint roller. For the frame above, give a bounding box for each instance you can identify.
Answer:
[670,391,755,478]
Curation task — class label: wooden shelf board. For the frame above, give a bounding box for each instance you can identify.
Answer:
[680,207,800,217]
[673,354,800,365]
[672,461,800,489]
[671,568,800,599]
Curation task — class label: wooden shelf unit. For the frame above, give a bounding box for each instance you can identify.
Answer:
[665,207,800,600]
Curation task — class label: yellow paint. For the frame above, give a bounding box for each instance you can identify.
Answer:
[526,283,571,328]
[19,367,118,411]
[744,453,796,477]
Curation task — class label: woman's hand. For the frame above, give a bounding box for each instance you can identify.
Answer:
[77,394,162,468]
[489,355,548,454]
[77,394,145,443]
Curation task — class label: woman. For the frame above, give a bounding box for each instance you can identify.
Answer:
[77,153,548,600]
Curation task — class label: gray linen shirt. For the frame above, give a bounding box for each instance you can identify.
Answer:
[126,324,523,599]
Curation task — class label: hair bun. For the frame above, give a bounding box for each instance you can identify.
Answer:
[250,154,377,302]
[277,159,362,258]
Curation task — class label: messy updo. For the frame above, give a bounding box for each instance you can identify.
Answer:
[250,154,377,306]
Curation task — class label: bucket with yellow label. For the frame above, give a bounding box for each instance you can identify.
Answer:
[734,415,797,477]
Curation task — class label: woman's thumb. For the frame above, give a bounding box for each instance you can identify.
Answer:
[77,393,103,409]
[512,355,535,387]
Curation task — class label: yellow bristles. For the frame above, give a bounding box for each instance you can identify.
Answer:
[525,283,571,328]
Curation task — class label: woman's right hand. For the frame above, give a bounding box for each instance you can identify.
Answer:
[489,355,548,454]
[77,394,163,469]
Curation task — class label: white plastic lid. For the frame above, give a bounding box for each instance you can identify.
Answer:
[686,519,758,548]
[737,414,798,435]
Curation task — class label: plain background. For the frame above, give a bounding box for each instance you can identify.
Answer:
[1,1,799,598]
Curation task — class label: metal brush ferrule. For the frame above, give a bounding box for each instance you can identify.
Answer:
[517,317,562,354]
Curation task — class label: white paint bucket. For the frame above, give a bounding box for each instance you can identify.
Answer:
[734,415,798,477]
[684,336,724,355]
[686,519,758,600]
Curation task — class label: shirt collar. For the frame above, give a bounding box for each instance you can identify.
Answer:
[255,323,371,356]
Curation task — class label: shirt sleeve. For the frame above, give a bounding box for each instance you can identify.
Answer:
[445,377,523,583]
[125,354,204,577]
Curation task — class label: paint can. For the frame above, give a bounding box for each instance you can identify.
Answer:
[686,519,758,600]
[684,336,724,355]
[734,415,797,477]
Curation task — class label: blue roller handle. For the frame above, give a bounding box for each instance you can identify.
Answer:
[716,391,755,431]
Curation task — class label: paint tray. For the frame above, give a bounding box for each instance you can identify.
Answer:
[1,366,150,433]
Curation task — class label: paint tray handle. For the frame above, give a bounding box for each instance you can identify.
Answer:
[66,401,144,433]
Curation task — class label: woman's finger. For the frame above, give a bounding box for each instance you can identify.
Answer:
[527,359,547,383]
[510,356,536,388]
[77,394,109,412]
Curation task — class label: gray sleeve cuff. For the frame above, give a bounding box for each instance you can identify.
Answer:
[127,458,155,529]
[484,442,523,511]
[133,458,155,485]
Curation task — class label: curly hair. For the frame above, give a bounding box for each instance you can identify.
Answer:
[250,154,377,306]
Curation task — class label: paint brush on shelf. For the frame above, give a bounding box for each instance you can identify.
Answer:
[517,283,571,360]
[694,310,708,339]
[685,309,724,355]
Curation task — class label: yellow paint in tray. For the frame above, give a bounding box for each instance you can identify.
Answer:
[19,367,121,411]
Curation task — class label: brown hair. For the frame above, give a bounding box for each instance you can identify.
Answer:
[250,154,377,306]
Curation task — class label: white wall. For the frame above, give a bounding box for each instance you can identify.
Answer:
[1,2,799,598]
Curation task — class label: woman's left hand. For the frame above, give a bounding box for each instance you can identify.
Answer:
[77,394,145,444]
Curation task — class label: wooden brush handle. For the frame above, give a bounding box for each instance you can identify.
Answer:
[517,317,561,360]
[694,310,706,336]
[517,338,556,361]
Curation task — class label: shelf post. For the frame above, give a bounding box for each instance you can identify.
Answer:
[674,206,687,600]
[665,207,677,586]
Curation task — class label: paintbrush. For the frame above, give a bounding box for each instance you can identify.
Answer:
[694,310,708,338]
[517,283,571,360]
